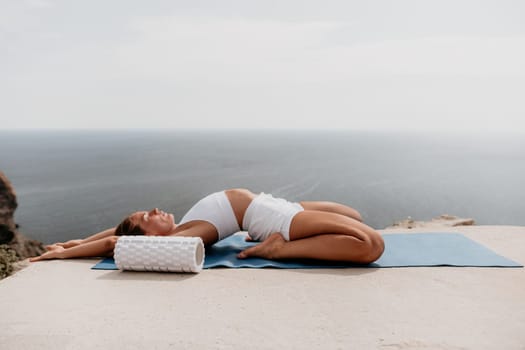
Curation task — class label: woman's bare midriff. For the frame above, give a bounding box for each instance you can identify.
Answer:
[224,188,257,228]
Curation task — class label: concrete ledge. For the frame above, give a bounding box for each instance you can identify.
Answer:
[1,226,524,349]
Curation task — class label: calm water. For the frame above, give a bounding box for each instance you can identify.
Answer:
[1,129,524,244]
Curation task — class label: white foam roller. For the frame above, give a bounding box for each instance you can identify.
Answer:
[114,236,205,273]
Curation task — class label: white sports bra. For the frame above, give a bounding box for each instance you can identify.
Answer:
[179,191,241,240]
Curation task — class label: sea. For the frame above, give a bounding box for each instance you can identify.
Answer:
[1,129,524,245]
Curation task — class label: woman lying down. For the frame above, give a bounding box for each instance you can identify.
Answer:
[31,188,385,264]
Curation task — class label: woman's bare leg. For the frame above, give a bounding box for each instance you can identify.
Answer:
[238,210,384,264]
[299,201,363,222]
[238,232,382,263]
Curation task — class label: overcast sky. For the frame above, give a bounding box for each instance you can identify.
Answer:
[2,0,524,131]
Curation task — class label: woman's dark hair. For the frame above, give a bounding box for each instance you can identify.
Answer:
[115,216,146,236]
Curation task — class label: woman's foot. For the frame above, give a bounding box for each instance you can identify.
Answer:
[237,232,286,260]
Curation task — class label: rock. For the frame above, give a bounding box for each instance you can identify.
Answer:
[7,230,46,260]
[435,214,475,227]
[0,172,17,232]
[0,224,15,244]
[0,172,45,279]
[386,214,476,229]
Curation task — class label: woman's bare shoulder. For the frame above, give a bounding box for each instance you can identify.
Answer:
[171,221,219,246]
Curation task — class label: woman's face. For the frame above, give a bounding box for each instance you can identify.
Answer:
[131,208,176,236]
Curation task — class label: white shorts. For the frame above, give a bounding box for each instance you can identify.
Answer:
[242,193,304,241]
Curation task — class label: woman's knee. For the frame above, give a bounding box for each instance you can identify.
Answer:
[363,231,385,263]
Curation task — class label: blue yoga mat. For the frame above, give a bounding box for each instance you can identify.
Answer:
[92,233,522,270]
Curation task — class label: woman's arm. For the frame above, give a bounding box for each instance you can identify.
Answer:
[51,227,116,249]
[31,236,119,262]
[75,227,116,244]
[170,223,219,246]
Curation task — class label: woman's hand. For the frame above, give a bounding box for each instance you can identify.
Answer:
[30,245,66,262]
[58,239,83,248]
[45,239,83,251]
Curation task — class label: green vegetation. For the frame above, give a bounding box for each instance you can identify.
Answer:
[0,244,18,279]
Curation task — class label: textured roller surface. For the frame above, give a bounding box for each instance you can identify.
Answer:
[114,236,204,273]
